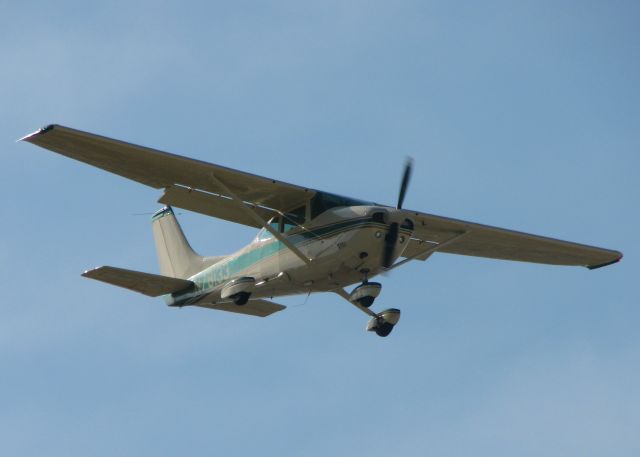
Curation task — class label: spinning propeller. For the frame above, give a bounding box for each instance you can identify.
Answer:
[382,158,413,268]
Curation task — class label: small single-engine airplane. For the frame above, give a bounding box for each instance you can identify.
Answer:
[21,125,622,336]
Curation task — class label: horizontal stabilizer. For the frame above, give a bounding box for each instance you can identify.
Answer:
[197,299,286,317]
[82,266,193,297]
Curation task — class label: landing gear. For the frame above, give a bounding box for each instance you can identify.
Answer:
[221,277,255,306]
[231,292,250,306]
[341,282,401,337]
[366,309,401,337]
[349,281,382,308]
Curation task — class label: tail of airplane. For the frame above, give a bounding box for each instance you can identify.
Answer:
[151,206,223,279]
[80,207,224,299]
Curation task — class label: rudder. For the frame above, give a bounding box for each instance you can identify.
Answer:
[151,207,222,279]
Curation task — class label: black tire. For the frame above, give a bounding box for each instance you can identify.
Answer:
[232,292,250,306]
[375,322,394,337]
[357,296,375,308]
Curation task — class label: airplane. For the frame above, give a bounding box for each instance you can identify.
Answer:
[20,124,623,337]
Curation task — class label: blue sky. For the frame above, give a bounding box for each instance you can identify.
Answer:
[2,1,638,455]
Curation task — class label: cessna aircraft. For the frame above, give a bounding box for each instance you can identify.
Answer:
[21,125,622,337]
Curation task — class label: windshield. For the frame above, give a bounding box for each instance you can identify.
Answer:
[310,191,373,219]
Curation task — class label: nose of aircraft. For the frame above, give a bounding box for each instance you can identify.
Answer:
[368,208,414,268]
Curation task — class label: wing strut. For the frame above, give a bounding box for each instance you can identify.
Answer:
[387,231,470,271]
[209,173,312,265]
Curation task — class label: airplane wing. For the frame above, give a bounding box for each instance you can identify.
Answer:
[20,125,314,222]
[402,209,622,269]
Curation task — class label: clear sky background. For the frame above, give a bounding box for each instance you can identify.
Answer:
[2,1,638,456]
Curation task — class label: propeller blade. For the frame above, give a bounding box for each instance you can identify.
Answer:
[382,222,399,268]
[396,157,413,210]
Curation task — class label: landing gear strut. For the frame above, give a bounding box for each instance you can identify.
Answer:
[338,283,401,337]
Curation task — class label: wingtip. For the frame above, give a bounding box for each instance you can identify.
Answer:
[81,266,102,277]
[587,253,623,270]
[17,124,56,143]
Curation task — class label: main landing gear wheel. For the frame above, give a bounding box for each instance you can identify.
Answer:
[231,292,250,306]
[221,277,255,306]
[366,308,401,337]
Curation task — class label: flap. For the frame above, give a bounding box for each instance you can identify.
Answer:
[82,266,193,297]
[197,299,286,317]
[403,210,622,268]
[159,185,278,228]
[21,124,315,213]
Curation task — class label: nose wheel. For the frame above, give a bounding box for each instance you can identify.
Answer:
[366,308,401,337]
[337,282,401,337]
[348,281,381,308]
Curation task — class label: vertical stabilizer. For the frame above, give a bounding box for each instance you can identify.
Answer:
[151,207,222,279]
